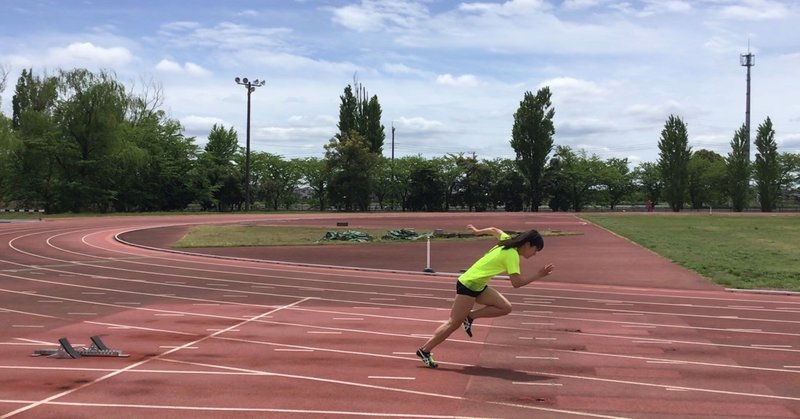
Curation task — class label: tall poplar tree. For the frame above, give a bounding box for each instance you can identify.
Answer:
[510,87,555,211]
[657,115,691,212]
[753,117,780,212]
[726,124,751,212]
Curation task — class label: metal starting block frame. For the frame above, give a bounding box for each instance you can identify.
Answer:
[32,336,129,358]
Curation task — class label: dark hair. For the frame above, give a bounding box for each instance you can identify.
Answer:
[499,229,544,251]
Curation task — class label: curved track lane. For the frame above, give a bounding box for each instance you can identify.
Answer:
[1,214,799,418]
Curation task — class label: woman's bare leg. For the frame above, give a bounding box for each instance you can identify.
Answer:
[420,294,475,353]
[469,287,512,319]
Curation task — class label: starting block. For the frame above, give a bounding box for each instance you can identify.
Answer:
[32,336,129,358]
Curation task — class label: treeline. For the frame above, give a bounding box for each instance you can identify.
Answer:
[0,68,798,213]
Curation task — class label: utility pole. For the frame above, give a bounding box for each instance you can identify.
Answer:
[740,44,755,164]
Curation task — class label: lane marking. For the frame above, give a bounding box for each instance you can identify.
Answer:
[307,331,342,334]
[512,382,562,386]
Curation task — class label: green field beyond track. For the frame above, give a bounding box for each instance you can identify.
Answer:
[580,213,800,292]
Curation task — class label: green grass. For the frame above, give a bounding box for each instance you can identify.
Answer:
[580,213,800,291]
[174,225,580,248]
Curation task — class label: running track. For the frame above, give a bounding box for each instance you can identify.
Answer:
[1,213,799,418]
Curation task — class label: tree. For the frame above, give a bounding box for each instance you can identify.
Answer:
[633,162,662,206]
[7,69,59,210]
[599,157,633,210]
[726,124,751,212]
[510,87,555,211]
[325,130,376,211]
[251,152,301,210]
[201,124,241,211]
[778,153,800,206]
[52,69,130,212]
[337,77,385,154]
[687,149,727,210]
[297,157,328,210]
[553,146,602,212]
[392,155,428,211]
[657,115,692,212]
[753,117,780,212]
[407,161,444,211]
[488,158,526,211]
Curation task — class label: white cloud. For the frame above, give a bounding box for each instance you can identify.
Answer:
[717,0,792,20]
[436,74,478,87]
[48,42,133,67]
[540,77,607,102]
[155,59,211,77]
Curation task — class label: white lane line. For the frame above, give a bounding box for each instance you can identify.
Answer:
[207,283,229,287]
[524,310,553,314]
[367,376,415,380]
[165,281,185,285]
[728,305,763,309]
[515,356,559,360]
[614,313,644,316]
[369,298,396,301]
[727,329,762,332]
[352,307,380,309]
[333,317,364,320]
[751,344,792,348]
[632,340,673,344]
[307,331,342,334]
[294,287,325,292]
[222,295,248,298]
[537,337,557,341]
[114,302,140,305]
[512,382,562,386]
[81,292,106,295]
[522,322,554,326]
[405,293,433,297]
[621,325,656,328]
[665,387,689,392]
[13,338,53,345]
[159,346,198,350]
[154,314,184,317]
[274,348,314,352]
[647,360,688,365]
[37,300,62,303]
[193,303,219,306]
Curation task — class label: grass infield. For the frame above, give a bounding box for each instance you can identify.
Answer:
[580,213,800,292]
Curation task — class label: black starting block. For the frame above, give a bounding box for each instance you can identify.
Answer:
[32,336,129,358]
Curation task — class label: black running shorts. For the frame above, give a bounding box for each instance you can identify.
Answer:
[456,280,486,297]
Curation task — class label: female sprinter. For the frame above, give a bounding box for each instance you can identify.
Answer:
[416,224,554,368]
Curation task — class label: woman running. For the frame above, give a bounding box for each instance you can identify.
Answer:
[416,224,554,368]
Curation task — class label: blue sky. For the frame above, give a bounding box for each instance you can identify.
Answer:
[2,0,799,165]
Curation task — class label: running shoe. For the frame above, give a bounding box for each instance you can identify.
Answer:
[463,315,474,338]
[416,348,438,368]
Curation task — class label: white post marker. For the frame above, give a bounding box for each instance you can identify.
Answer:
[423,235,434,273]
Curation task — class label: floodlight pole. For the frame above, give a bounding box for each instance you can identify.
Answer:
[740,48,755,164]
[234,76,266,211]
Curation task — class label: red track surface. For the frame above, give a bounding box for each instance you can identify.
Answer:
[1,213,799,418]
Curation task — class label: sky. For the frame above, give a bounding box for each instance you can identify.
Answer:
[1,0,799,166]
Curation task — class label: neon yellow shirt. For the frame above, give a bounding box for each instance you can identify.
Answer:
[458,232,520,292]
